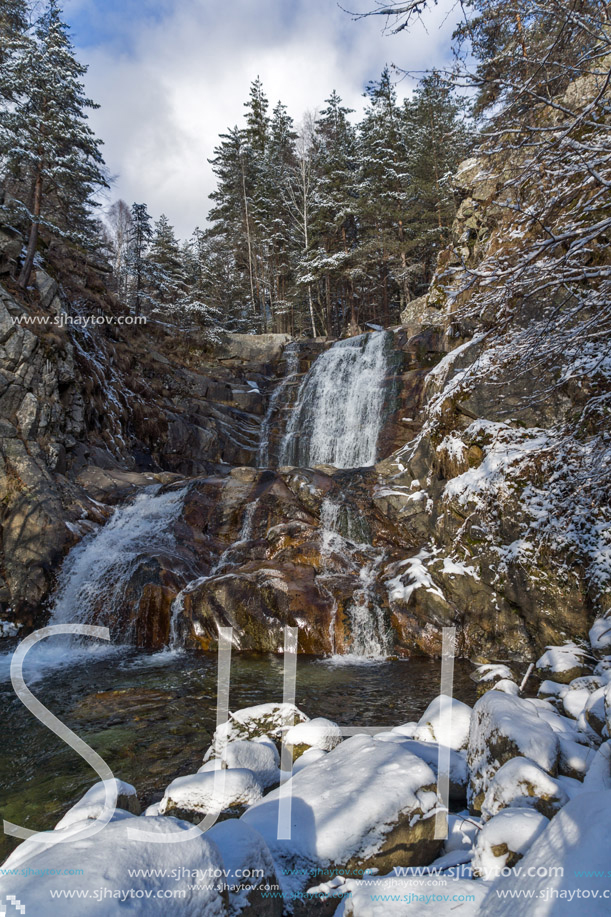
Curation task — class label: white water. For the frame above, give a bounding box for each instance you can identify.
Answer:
[318,497,390,659]
[257,343,300,467]
[279,331,391,469]
[0,487,188,680]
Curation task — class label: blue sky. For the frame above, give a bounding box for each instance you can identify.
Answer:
[61,0,457,237]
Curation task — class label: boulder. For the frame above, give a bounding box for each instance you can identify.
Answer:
[284,717,342,759]
[207,820,283,917]
[536,643,590,684]
[54,778,141,830]
[481,757,569,820]
[413,694,472,751]
[204,704,309,760]
[0,816,229,916]
[242,735,443,893]
[467,693,560,813]
[160,769,263,822]
[472,809,549,878]
[215,739,280,789]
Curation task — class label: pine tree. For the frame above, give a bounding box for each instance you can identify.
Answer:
[126,203,153,316]
[0,0,29,80]
[244,76,270,154]
[356,66,412,323]
[147,214,186,310]
[0,0,108,290]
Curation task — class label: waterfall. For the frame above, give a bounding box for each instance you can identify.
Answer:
[257,343,300,467]
[318,497,390,659]
[279,331,392,469]
[49,486,187,635]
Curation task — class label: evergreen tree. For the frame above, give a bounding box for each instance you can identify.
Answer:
[356,66,411,322]
[126,203,153,316]
[0,0,108,290]
[148,214,186,309]
[243,76,270,154]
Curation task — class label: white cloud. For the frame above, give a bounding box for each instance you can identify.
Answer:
[69,0,457,237]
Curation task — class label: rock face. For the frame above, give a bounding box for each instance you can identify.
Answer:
[0,147,604,663]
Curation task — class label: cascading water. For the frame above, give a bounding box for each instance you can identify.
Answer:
[279,331,392,469]
[257,343,300,467]
[318,497,390,659]
[49,486,187,634]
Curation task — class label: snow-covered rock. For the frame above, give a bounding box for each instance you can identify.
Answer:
[160,769,263,820]
[54,778,140,830]
[471,664,515,695]
[389,721,418,738]
[482,792,611,914]
[590,615,611,656]
[491,679,520,695]
[207,820,282,917]
[390,737,468,801]
[536,643,589,684]
[0,816,228,916]
[562,686,591,720]
[413,694,472,751]
[204,703,308,760]
[241,735,442,895]
[472,809,549,878]
[292,747,328,775]
[481,756,569,820]
[283,716,342,753]
[558,737,596,780]
[538,679,569,701]
[219,739,280,788]
[467,692,559,813]
[584,686,607,735]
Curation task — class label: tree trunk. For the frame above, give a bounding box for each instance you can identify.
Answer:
[19,166,43,290]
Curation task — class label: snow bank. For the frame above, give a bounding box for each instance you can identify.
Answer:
[324,873,490,916]
[207,819,281,916]
[293,748,328,775]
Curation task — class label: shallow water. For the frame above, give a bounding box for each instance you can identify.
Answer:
[0,648,477,862]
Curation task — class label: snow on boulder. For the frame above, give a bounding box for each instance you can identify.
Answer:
[54,778,140,830]
[482,792,611,915]
[481,756,569,820]
[536,643,589,684]
[538,680,569,703]
[390,722,418,738]
[562,687,591,720]
[241,735,442,895]
[413,694,472,751]
[590,615,611,656]
[584,686,607,736]
[472,809,549,879]
[491,679,520,695]
[204,703,309,760]
[558,737,596,780]
[471,663,515,696]
[219,739,280,788]
[0,816,228,916]
[207,820,282,917]
[292,748,328,775]
[467,692,559,814]
[391,738,469,801]
[283,716,342,754]
[160,769,263,821]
